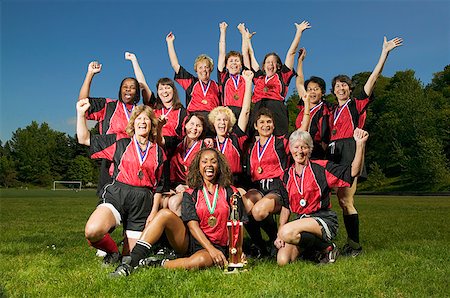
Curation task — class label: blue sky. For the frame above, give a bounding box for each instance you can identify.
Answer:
[1,0,449,142]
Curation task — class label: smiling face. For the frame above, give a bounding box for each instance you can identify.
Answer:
[199,150,219,183]
[290,139,311,165]
[195,59,212,83]
[121,78,138,104]
[157,83,174,106]
[306,81,323,105]
[185,115,204,140]
[263,54,279,77]
[134,111,152,138]
[213,112,230,137]
[254,115,274,138]
[333,80,351,102]
[226,55,242,75]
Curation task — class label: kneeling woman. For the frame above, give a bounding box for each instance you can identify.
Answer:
[276,128,368,266]
[111,148,247,276]
[76,100,165,262]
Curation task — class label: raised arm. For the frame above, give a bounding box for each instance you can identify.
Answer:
[285,21,311,70]
[125,52,152,104]
[295,48,307,99]
[78,61,102,100]
[364,36,403,97]
[237,23,251,70]
[351,128,369,177]
[76,98,91,146]
[166,32,181,74]
[217,22,228,72]
[237,70,254,131]
[296,93,311,132]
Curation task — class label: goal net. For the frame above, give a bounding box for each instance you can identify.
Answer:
[53,181,82,191]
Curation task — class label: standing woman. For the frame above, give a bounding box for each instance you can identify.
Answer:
[110,148,247,276]
[166,32,220,118]
[166,113,208,215]
[327,36,402,256]
[208,69,254,186]
[276,128,369,266]
[77,100,165,264]
[240,21,311,136]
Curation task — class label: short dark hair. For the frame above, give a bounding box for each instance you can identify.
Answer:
[184,113,207,140]
[331,75,354,95]
[305,76,326,94]
[118,77,140,104]
[253,107,275,126]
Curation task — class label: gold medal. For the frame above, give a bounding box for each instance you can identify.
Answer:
[233,94,239,100]
[202,99,208,104]
[257,166,263,174]
[332,129,337,135]
[263,87,269,92]
[184,165,188,172]
[208,216,217,227]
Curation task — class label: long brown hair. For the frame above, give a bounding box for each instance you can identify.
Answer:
[154,77,183,110]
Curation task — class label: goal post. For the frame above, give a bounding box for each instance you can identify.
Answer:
[53,181,82,191]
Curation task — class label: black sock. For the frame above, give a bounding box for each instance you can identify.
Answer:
[343,214,360,245]
[260,215,278,243]
[130,240,152,267]
[299,232,330,251]
[245,216,265,249]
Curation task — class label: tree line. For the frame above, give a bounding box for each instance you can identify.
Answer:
[1,66,449,191]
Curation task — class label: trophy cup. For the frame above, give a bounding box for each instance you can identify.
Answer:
[224,192,246,274]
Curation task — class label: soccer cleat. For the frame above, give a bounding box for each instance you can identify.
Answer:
[102,252,121,266]
[318,243,339,265]
[341,243,363,257]
[109,263,133,278]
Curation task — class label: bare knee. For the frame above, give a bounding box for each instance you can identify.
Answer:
[168,195,182,216]
[277,254,290,266]
[278,226,297,243]
[85,222,106,242]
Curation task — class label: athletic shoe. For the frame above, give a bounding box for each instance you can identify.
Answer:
[318,243,339,265]
[156,246,177,260]
[110,263,133,278]
[139,255,165,267]
[341,243,363,257]
[102,252,121,266]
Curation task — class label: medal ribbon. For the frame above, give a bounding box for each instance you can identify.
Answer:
[183,139,199,162]
[265,75,274,84]
[293,165,306,196]
[333,99,351,126]
[162,106,173,118]
[257,135,273,162]
[200,80,211,97]
[309,101,323,115]
[215,137,229,154]
[133,135,150,166]
[122,103,134,122]
[230,74,240,90]
[202,185,219,215]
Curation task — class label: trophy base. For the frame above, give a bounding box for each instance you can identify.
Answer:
[224,263,247,274]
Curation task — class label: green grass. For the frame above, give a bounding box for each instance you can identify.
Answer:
[1,189,449,297]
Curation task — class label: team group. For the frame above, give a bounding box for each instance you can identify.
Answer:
[75,21,402,277]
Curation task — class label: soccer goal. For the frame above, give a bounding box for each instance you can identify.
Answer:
[52,181,82,191]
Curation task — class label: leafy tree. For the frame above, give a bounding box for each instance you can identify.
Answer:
[67,155,95,185]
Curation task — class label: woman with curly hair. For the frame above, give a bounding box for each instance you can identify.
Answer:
[110,148,247,276]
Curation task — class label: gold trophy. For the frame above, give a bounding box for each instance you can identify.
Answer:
[224,192,246,274]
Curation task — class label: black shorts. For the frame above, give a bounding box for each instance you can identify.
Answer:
[326,138,367,179]
[99,180,153,232]
[187,233,228,258]
[295,209,339,242]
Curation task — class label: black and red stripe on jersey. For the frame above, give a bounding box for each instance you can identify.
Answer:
[295,102,331,158]
[246,135,289,182]
[175,66,220,113]
[90,134,165,191]
[170,139,205,185]
[251,65,295,103]
[213,125,248,174]
[86,97,134,138]
[182,185,247,247]
[217,69,246,108]
[280,160,352,215]
[329,91,372,141]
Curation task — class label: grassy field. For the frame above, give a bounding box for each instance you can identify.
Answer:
[0,189,449,297]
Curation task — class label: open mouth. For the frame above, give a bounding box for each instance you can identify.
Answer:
[204,168,215,178]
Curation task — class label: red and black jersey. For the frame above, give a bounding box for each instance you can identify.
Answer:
[329,91,372,141]
[251,65,295,103]
[175,66,220,113]
[246,135,289,181]
[280,161,352,215]
[170,139,205,184]
[154,106,187,139]
[217,69,246,108]
[213,125,247,174]
[295,102,331,151]
[86,97,134,138]
[90,134,165,191]
[181,185,247,247]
